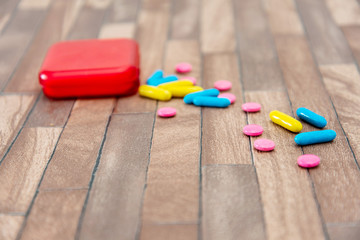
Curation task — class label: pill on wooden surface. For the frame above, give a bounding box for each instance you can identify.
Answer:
[218,93,236,104]
[175,62,192,73]
[297,154,320,168]
[296,107,327,128]
[243,124,263,136]
[269,110,303,133]
[159,86,203,97]
[214,80,232,91]
[146,69,163,84]
[139,85,172,101]
[193,96,231,108]
[157,107,176,118]
[181,77,196,85]
[147,75,179,86]
[242,102,261,112]
[254,139,275,151]
[158,80,194,88]
[183,88,220,104]
[294,130,336,146]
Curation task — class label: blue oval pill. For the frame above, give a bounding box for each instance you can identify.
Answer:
[193,96,231,108]
[296,107,327,128]
[294,130,336,146]
[184,88,220,104]
[146,69,163,84]
[147,75,179,86]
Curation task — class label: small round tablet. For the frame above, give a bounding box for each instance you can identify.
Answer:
[218,93,236,104]
[297,154,320,168]
[185,77,196,85]
[175,63,192,73]
[157,107,176,118]
[254,139,275,151]
[214,80,232,91]
[242,102,261,112]
[243,124,263,136]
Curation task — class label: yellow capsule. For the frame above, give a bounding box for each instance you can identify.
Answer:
[158,80,194,88]
[269,110,303,133]
[138,85,172,101]
[158,86,203,98]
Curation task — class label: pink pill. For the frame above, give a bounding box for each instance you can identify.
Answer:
[254,139,275,151]
[157,107,176,118]
[243,124,264,136]
[175,62,192,73]
[297,154,320,168]
[214,80,232,91]
[242,102,261,112]
[218,93,236,104]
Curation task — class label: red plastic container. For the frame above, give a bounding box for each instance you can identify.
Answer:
[39,38,140,98]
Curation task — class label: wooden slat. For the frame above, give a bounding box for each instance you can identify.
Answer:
[140,224,197,240]
[79,113,154,240]
[202,165,266,240]
[0,0,20,33]
[18,0,51,10]
[202,53,251,165]
[233,0,284,91]
[0,127,61,213]
[107,0,140,22]
[342,26,360,67]
[201,0,236,53]
[20,190,87,240]
[327,223,360,240]
[40,98,115,189]
[0,215,24,240]
[99,22,135,39]
[245,91,325,240]
[170,0,200,39]
[325,0,360,26]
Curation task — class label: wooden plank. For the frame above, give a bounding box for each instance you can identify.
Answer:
[40,98,115,189]
[342,26,360,67]
[233,0,284,91]
[245,91,325,240]
[0,127,62,213]
[99,22,135,39]
[18,0,52,10]
[201,0,236,53]
[170,0,200,39]
[107,0,140,22]
[202,53,251,165]
[202,165,266,240]
[0,215,24,240]
[140,224,197,240]
[325,0,360,26]
[295,0,353,64]
[0,0,20,33]
[79,113,154,240]
[327,223,360,240]
[20,190,87,240]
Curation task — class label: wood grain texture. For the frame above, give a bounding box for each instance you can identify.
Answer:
[327,222,360,240]
[325,0,360,26]
[107,0,140,22]
[140,224,197,240]
[201,0,236,53]
[40,98,115,189]
[99,23,135,39]
[0,0,20,33]
[20,190,87,240]
[202,53,251,165]
[0,215,24,240]
[18,0,51,9]
[171,0,200,39]
[342,26,360,67]
[202,165,266,240]
[79,113,154,240]
[245,91,325,240]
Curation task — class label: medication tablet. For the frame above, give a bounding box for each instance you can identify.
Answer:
[193,96,231,108]
[146,69,163,84]
[182,77,196,85]
[269,110,302,133]
[296,107,327,128]
[218,93,236,104]
[242,102,261,112]
[147,75,179,86]
[254,139,275,151]
[243,124,263,136]
[159,86,203,98]
[214,80,232,91]
[158,80,194,88]
[184,88,220,104]
[175,62,192,73]
[297,154,320,168]
[294,130,336,146]
[158,107,176,118]
[139,85,172,101]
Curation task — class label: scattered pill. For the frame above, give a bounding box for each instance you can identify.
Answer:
[296,107,327,128]
[214,80,232,91]
[184,88,220,104]
[294,130,336,146]
[243,124,264,136]
[139,85,172,101]
[269,110,302,133]
[159,86,203,97]
[147,75,179,86]
[193,96,231,108]
[158,80,193,88]
[182,77,196,85]
[218,93,236,104]
[157,107,176,118]
[146,69,163,84]
[297,154,320,168]
[242,102,261,112]
[176,62,192,73]
[254,139,275,151]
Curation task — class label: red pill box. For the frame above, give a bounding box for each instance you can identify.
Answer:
[39,38,140,98]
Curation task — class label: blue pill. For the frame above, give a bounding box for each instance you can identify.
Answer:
[294,130,336,146]
[296,107,327,128]
[146,69,163,84]
[193,96,231,108]
[147,75,178,86]
[183,88,220,104]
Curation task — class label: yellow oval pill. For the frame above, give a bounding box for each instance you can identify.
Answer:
[139,85,172,101]
[159,86,203,98]
[269,110,302,133]
[158,80,194,88]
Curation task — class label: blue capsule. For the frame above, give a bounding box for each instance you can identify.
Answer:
[295,130,336,146]
[193,96,231,108]
[147,75,179,86]
[296,107,327,128]
[183,88,220,104]
[146,69,163,84]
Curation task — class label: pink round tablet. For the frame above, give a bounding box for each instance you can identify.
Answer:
[297,154,320,168]
[243,124,263,136]
[242,102,261,112]
[218,93,236,104]
[186,77,196,85]
[254,139,275,151]
[214,80,232,91]
[157,107,177,118]
[175,62,192,73]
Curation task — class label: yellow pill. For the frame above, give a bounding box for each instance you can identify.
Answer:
[139,85,172,101]
[269,110,303,133]
[159,86,203,98]
[158,80,194,88]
